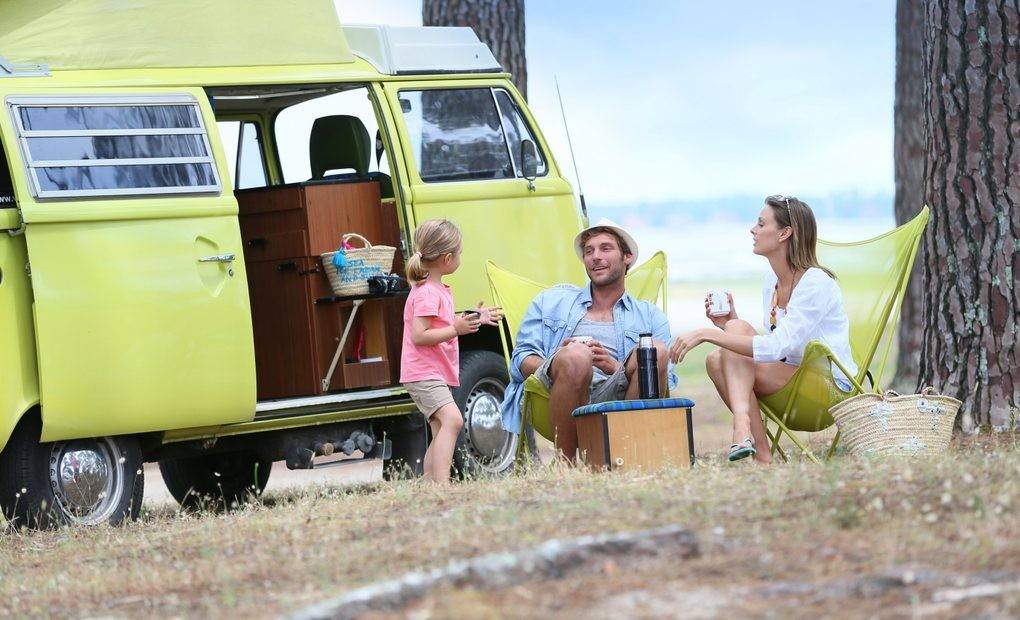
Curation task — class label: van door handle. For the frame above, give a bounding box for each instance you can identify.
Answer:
[198,253,236,263]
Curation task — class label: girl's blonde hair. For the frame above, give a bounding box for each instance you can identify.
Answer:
[764,195,836,279]
[405,218,463,283]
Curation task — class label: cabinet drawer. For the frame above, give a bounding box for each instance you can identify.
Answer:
[242,229,310,263]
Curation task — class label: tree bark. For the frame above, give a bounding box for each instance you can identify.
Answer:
[423,0,527,98]
[919,0,1020,430]
[892,0,927,390]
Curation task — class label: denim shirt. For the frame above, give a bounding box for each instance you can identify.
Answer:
[500,284,676,432]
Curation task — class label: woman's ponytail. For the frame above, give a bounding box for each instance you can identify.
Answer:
[406,219,462,284]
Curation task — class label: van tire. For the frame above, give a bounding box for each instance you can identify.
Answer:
[0,414,143,529]
[452,350,527,478]
[159,451,271,511]
[380,414,428,480]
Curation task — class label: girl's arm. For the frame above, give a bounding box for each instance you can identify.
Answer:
[410,313,479,346]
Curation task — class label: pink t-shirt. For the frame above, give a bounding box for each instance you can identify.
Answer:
[400,280,460,386]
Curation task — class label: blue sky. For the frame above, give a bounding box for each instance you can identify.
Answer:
[335,1,895,207]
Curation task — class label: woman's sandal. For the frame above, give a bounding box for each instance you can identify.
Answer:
[728,437,756,462]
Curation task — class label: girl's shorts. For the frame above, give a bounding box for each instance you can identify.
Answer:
[404,380,455,419]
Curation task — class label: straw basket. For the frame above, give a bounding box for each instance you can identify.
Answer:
[829,387,961,456]
[321,233,396,296]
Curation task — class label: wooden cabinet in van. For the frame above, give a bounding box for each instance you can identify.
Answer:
[237,181,404,400]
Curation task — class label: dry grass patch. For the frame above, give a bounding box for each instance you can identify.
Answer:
[0,435,1017,618]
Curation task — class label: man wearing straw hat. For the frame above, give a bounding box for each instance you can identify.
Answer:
[499,218,675,462]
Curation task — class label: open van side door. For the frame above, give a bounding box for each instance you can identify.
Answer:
[4,89,255,441]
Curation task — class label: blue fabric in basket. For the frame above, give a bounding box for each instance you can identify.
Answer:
[571,397,696,417]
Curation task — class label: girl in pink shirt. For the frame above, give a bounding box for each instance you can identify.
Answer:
[401,219,501,483]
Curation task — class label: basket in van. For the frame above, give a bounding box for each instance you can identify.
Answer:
[322,233,396,296]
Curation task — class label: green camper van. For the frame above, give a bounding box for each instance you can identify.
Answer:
[0,1,586,526]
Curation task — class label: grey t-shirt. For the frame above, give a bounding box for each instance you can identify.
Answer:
[571,317,619,379]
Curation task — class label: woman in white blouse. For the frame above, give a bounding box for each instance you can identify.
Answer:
[669,195,858,464]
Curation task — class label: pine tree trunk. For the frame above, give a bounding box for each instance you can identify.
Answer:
[892,0,927,391]
[919,0,1020,430]
[423,0,527,98]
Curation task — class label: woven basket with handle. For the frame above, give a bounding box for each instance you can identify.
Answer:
[829,387,961,456]
[321,233,396,296]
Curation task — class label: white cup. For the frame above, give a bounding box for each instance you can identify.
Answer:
[708,290,731,317]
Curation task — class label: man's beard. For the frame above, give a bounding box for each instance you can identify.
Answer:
[588,262,625,288]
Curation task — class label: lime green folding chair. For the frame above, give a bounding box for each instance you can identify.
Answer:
[486,251,669,457]
[758,207,930,463]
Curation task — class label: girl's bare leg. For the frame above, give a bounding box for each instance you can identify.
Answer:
[423,416,440,479]
[425,403,464,483]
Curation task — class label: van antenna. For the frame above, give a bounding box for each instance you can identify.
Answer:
[555,76,587,218]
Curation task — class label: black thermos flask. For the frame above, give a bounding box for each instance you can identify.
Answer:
[637,333,659,399]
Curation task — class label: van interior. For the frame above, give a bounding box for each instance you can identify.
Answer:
[0,140,14,208]
[206,84,405,406]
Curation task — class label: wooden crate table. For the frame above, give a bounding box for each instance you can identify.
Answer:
[573,398,695,472]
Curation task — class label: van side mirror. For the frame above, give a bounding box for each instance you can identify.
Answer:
[520,139,538,189]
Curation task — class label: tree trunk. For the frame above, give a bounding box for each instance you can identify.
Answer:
[892,0,926,391]
[423,0,527,98]
[919,0,1020,430]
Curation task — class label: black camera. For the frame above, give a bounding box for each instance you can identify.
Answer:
[367,274,407,295]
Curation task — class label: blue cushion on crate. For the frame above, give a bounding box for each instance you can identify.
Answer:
[571,398,696,417]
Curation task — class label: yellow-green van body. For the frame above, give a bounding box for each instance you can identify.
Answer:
[0,7,586,451]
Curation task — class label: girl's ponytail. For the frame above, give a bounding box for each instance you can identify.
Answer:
[406,219,462,284]
[405,251,429,283]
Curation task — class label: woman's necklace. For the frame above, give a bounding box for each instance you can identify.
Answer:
[769,271,804,332]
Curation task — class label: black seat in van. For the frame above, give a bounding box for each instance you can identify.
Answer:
[308,115,393,197]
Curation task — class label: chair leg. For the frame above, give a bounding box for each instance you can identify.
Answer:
[825,429,841,461]
[764,421,788,463]
[757,403,788,462]
[765,413,821,464]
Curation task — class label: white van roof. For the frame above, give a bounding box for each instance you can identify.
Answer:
[0,0,354,71]
[343,25,502,75]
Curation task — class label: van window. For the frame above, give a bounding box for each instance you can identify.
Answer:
[218,121,268,190]
[9,96,221,199]
[493,89,548,177]
[0,143,14,207]
[274,87,389,184]
[399,89,514,182]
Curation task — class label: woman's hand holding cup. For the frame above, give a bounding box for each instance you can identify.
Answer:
[705,290,736,329]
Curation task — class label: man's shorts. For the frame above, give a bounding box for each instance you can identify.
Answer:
[404,380,455,419]
[534,344,632,404]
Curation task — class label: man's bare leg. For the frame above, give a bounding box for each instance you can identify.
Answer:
[547,344,594,462]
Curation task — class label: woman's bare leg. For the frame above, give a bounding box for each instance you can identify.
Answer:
[716,320,773,462]
[708,332,800,464]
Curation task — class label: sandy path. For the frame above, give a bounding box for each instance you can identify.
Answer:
[142,459,382,507]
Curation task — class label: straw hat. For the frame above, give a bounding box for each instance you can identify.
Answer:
[573,217,639,263]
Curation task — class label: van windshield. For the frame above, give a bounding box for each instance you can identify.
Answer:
[0,143,14,208]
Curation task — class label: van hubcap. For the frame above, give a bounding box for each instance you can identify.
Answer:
[464,378,516,473]
[48,438,124,525]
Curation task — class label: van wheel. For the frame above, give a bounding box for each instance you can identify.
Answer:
[159,451,271,511]
[452,350,526,478]
[380,414,428,480]
[0,415,143,529]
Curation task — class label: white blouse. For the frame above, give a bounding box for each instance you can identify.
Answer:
[752,267,859,385]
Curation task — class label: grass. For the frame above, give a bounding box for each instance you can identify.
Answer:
[0,434,1017,617]
[0,317,1012,617]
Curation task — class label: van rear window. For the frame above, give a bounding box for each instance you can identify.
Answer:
[7,96,221,199]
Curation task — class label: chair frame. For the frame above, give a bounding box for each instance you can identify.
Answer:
[759,208,929,463]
